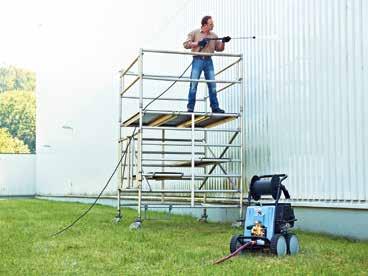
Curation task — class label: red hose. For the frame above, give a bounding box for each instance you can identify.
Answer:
[213,241,255,265]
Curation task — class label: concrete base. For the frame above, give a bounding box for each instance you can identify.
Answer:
[0,195,35,199]
[294,207,368,240]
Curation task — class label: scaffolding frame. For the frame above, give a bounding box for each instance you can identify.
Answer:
[117,49,245,222]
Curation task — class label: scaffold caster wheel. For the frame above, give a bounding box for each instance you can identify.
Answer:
[113,213,122,224]
[198,217,208,223]
[198,209,208,223]
[129,218,142,230]
[231,220,243,228]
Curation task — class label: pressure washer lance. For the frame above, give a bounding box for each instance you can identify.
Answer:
[209,36,256,40]
[204,36,256,42]
[213,241,255,265]
[198,35,256,50]
[198,36,255,48]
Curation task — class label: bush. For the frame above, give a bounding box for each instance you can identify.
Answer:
[0,90,36,152]
[0,65,36,92]
[0,128,30,153]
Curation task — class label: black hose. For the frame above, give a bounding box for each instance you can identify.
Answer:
[143,47,204,110]
[51,127,137,237]
[143,62,193,110]
[51,47,197,237]
[51,43,216,236]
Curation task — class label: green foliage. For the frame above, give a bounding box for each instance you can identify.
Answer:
[0,128,30,153]
[0,66,36,92]
[0,65,36,153]
[0,91,36,152]
[0,199,368,275]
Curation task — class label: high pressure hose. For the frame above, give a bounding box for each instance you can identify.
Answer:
[143,46,205,110]
[51,47,196,237]
[51,34,256,237]
[51,127,138,237]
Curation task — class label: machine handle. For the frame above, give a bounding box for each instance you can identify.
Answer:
[281,184,290,199]
[258,174,287,178]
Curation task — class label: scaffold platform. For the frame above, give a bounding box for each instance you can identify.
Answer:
[122,110,239,129]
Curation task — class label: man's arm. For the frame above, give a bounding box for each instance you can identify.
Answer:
[215,39,225,52]
[211,33,223,51]
[183,30,199,49]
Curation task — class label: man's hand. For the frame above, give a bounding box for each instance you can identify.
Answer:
[198,38,209,48]
[222,36,231,43]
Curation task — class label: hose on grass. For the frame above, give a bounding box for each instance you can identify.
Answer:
[50,50,197,237]
[50,49,197,237]
[51,127,138,237]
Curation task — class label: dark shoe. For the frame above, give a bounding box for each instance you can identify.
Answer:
[187,108,194,112]
[212,108,225,113]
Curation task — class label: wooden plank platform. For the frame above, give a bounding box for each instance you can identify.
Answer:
[122,110,239,128]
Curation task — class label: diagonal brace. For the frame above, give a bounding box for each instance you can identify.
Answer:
[198,132,239,190]
[207,147,236,188]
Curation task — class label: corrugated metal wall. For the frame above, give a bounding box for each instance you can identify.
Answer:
[145,0,367,206]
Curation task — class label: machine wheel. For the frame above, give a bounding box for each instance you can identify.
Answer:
[286,233,300,255]
[270,234,287,256]
[230,235,243,253]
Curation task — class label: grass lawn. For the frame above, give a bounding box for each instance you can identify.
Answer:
[1,199,367,275]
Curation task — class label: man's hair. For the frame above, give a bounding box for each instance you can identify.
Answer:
[201,16,212,26]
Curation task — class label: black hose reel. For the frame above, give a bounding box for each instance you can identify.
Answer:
[248,174,290,202]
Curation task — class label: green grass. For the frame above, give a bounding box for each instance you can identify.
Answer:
[1,199,367,275]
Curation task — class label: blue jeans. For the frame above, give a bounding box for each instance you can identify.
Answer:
[187,57,220,111]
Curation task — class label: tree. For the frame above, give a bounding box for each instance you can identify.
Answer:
[0,66,36,92]
[0,128,30,153]
[0,91,36,152]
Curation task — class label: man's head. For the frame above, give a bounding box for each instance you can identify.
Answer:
[201,15,214,32]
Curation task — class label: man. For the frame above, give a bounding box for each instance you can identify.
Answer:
[183,15,231,113]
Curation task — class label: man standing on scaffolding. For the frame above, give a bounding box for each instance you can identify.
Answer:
[183,15,231,113]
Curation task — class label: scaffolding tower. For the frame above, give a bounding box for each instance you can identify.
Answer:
[117,49,244,223]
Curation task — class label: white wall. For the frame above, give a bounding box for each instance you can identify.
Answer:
[0,154,36,196]
[35,0,182,195]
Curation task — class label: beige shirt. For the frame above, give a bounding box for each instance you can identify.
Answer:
[183,29,224,53]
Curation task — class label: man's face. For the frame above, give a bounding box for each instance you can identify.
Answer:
[205,18,214,31]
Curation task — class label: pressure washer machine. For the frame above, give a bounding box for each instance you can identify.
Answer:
[230,174,300,256]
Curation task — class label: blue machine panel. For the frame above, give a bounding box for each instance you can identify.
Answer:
[244,206,275,241]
